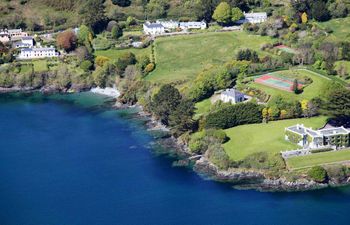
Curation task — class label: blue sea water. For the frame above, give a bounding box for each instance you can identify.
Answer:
[0,92,349,225]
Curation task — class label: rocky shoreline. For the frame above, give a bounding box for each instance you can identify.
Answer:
[2,88,349,192]
[124,103,350,192]
[0,84,92,94]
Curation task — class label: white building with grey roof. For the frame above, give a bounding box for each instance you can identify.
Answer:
[220,88,245,104]
[237,12,267,24]
[143,22,165,35]
[285,124,350,149]
[17,46,59,60]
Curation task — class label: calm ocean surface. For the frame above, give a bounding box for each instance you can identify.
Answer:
[0,93,349,225]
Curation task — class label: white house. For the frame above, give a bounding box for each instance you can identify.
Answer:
[220,88,245,104]
[238,12,267,24]
[17,47,59,60]
[179,21,207,30]
[285,124,350,149]
[143,22,165,35]
[156,20,179,30]
[0,31,10,43]
[0,28,28,43]
[7,28,28,40]
[13,36,34,48]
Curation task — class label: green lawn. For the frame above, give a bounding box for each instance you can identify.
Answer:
[194,98,211,119]
[223,116,328,161]
[249,69,332,102]
[32,60,48,72]
[316,17,350,41]
[95,47,151,60]
[146,32,272,84]
[287,149,350,170]
[335,60,350,83]
[20,64,33,73]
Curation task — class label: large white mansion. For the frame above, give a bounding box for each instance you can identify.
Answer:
[18,47,59,60]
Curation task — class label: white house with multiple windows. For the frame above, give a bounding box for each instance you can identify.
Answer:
[156,20,179,30]
[13,36,34,48]
[17,47,59,60]
[0,28,28,43]
[143,20,207,35]
[220,88,245,104]
[238,12,267,24]
[285,124,350,149]
[143,22,165,35]
[179,21,207,30]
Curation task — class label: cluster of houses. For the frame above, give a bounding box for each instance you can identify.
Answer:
[143,12,267,35]
[143,20,207,35]
[0,28,59,60]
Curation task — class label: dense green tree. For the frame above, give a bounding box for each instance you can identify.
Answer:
[236,49,259,63]
[111,24,123,39]
[325,89,350,118]
[308,166,327,183]
[146,0,169,19]
[80,60,93,72]
[212,2,232,24]
[79,0,107,32]
[311,0,330,22]
[328,0,348,18]
[151,84,182,125]
[111,0,131,7]
[231,7,243,22]
[169,99,196,136]
[205,102,262,129]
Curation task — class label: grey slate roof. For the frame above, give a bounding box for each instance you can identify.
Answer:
[144,23,163,28]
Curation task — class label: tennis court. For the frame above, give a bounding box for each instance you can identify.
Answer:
[255,74,303,92]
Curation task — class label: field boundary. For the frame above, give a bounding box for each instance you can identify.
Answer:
[288,159,350,171]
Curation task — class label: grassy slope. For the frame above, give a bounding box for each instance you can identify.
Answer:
[94,48,151,60]
[194,98,211,119]
[145,32,272,84]
[316,17,350,41]
[287,149,350,169]
[0,0,78,30]
[249,69,331,101]
[223,116,328,161]
[335,61,350,83]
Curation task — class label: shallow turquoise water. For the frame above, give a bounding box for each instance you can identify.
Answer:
[0,93,349,225]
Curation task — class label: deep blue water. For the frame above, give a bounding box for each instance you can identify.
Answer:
[0,93,350,225]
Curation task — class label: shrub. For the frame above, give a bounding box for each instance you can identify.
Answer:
[239,152,285,171]
[188,129,228,154]
[80,60,93,72]
[92,37,112,50]
[95,55,110,67]
[308,166,327,183]
[144,63,155,74]
[326,165,347,182]
[207,143,230,170]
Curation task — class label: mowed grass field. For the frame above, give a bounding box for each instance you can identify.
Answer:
[287,149,350,170]
[249,69,332,101]
[146,32,272,84]
[95,47,151,60]
[223,116,328,161]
